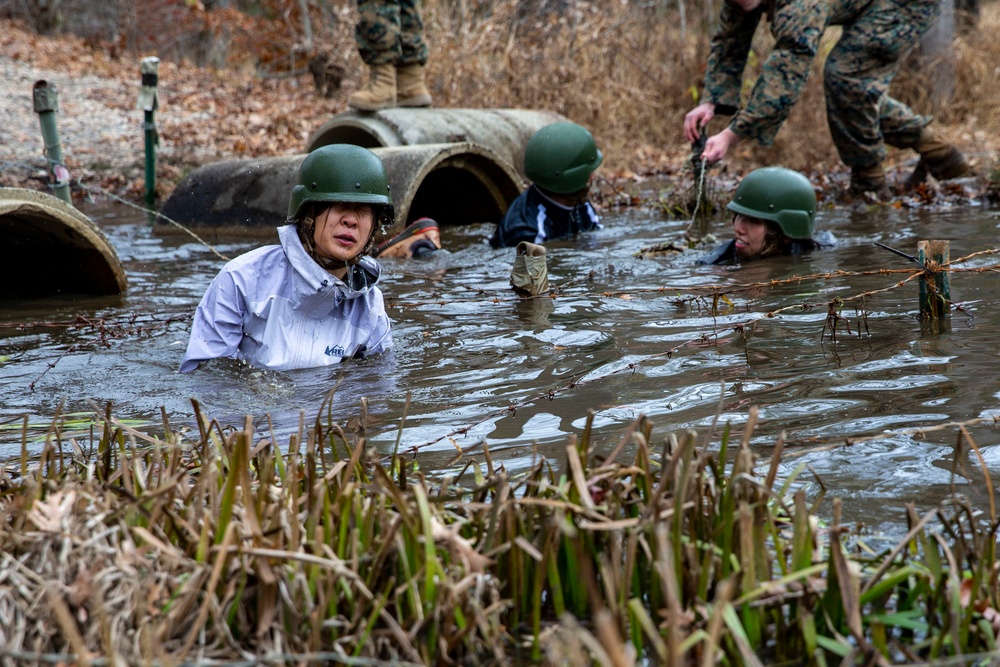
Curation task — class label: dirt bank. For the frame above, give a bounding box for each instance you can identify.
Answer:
[0,22,337,203]
[1,19,996,209]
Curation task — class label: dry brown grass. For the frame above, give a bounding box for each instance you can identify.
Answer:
[6,401,1000,664]
[1,0,997,200]
[422,0,714,176]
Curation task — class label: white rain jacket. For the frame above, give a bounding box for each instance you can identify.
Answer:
[179,224,392,373]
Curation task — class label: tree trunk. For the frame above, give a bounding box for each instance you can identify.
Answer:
[919,0,956,114]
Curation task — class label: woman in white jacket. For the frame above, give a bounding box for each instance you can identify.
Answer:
[180,144,394,372]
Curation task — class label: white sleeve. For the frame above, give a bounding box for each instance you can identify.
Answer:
[363,289,393,356]
[178,269,246,372]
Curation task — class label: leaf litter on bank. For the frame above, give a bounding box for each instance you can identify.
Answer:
[3,2,999,207]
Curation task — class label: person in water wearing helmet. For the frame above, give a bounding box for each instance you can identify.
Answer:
[683,0,968,200]
[698,166,836,265]
[489,121,604,248]
[179,144,394,372]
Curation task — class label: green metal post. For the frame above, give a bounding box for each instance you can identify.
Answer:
[32,80,71,204]
[139,57,160,209]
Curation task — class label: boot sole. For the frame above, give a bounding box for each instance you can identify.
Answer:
[373,218,440,257]
[348,99,397,111]
[397,94,432,107]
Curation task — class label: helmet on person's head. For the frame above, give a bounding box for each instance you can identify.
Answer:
[524,121,603,195]
[287,144,393,221]
[727,167,816,239]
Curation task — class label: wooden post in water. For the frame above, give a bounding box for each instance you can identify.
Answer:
[918,240,950,320]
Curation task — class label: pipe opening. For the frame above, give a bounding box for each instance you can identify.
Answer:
[0,204,126,298]
[407,154,523,226]
[316,125,382,149]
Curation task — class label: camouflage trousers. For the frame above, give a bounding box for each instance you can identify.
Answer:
[824,0,940,169]
[355,0,429,66]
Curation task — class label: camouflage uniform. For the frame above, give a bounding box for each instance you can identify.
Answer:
[703,0,941,170]
[355,0,429,66]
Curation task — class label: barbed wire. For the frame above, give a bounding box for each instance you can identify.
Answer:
[781,414,1000,455]
[73,178,231,262]
[1,159,231,261]
[2,313,192,392]
[404,246,994,452]
[6,158,999,459]
[386,257,998,313]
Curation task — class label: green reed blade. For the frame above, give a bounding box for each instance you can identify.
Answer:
[814,633,851,658]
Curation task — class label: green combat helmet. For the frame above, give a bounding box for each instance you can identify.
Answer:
[524,122,603,194]
[288,143,393,222]
[727,167,816,240]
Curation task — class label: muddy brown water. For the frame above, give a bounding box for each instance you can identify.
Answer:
[2,198,1000,536]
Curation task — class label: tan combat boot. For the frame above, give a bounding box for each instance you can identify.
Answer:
[849,163,891,201]
[396,63,432,108]
[904,126,969,189]
[510,241,548,296]
[348,63,396,111]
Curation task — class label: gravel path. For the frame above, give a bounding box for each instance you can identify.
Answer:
[0,22,340,199]
[0,53,142,180]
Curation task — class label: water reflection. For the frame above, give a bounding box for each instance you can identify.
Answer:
[2,199,1000,533]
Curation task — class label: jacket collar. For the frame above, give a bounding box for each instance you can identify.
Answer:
[278,224,382,296]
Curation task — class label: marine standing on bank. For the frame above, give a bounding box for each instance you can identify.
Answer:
[683,0,969,198]
[349,0,433,111]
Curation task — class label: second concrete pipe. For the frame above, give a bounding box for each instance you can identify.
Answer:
[158,142,524,238]
[158,108,570,239]
[304,108,567,176]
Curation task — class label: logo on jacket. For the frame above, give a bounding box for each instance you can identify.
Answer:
[325,345,346,357]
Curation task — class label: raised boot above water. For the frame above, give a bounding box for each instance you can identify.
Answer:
[510,241,548,296]
[904,126,969,189]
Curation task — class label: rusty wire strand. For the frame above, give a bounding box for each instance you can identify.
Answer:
[781,414,1000,456]
[405,250,995,452]
[385,259,1000,311]
[72,179,231,261]
[7,169,997,456]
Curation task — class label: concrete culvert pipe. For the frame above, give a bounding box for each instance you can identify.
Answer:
[157,142,524,239]
[304,108,568,177]
[0,188,127,298]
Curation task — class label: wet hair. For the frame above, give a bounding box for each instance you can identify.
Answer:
[293,202,392,268]
[757,220,791,258]
[740,219,824,261]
